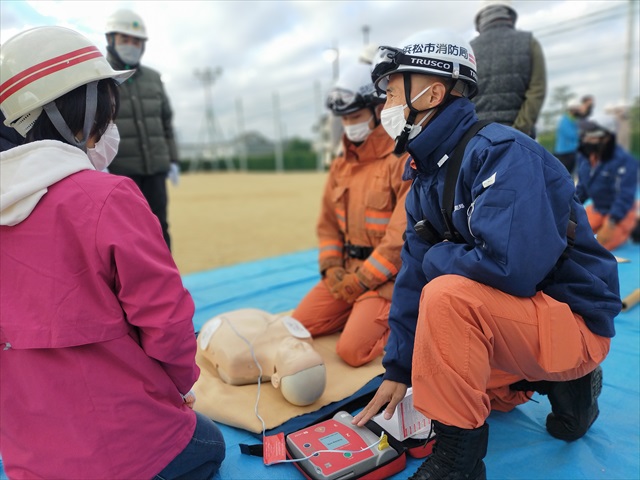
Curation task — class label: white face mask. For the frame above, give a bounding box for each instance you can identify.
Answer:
[115,43,142,66]
[87,123,120,172]
[343,117,373,143]
[380,84,433,141]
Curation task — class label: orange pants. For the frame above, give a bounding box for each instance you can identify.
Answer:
[412,275,610,429]
[292,281,391,367]
[586,203,637,251]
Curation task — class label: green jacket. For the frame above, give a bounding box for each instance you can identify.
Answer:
[107,54,179,176]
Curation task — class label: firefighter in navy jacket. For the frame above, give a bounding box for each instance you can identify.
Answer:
[352,29,621,480]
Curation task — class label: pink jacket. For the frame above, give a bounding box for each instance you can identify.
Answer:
[0,142,198,479]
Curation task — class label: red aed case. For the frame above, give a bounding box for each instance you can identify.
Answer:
[285,411,406,480]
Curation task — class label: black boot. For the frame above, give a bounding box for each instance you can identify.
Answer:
[408,421,488,480]
[510,366,603,441]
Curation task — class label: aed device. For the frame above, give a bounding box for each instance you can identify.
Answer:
[286,411,405,480]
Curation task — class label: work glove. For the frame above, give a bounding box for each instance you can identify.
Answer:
[330,272,368,304]
[323,266,346,291]
[168,163,180,186]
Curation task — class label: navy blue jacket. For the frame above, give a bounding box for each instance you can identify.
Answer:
[0,112,24,152]
[575,145,638,223]
[383,98,621,386]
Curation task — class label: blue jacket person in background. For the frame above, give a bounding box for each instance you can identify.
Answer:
[576,116,638,251]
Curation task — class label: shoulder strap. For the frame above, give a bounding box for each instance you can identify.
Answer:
[441,120,491,241]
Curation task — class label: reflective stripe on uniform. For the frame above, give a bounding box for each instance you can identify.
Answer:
[364,209,392,232]
[319,239,343,260]
[362,250,398,282]
[334,208,346,230]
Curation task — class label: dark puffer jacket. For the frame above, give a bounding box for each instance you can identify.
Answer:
[106,54,179,176]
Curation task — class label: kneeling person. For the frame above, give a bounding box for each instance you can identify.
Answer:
[292,62,411,367]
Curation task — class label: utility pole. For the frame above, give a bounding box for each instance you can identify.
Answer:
[331,40,339,81]
[623,0,636,107]
[314,81,325,171]
[615,0,637,150]
[362,25,370,45]
[194,67,235,171]
[235,98,248,172]
[272,92,284,173]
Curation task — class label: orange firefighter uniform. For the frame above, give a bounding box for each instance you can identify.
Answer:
[292,125,411,367]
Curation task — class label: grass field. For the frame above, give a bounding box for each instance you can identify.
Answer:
[168,171,328,275]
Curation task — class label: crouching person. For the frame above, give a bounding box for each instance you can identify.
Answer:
[353,29,620,480]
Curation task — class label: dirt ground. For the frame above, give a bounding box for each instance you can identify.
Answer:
[167,171,328,275]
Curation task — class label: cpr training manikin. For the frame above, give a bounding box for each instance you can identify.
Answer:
[198,309,327,406]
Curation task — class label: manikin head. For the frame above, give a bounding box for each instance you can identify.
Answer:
[271,337,326,406]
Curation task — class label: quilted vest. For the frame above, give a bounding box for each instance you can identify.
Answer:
[471,25,532,126]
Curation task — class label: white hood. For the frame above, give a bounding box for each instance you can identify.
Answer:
[0,140,94,226]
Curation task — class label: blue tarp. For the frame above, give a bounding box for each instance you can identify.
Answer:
[1,243,638,479]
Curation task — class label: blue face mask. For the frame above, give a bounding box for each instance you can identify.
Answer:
[115,44,142,66]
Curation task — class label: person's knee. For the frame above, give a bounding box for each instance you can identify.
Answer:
[336,339,368,367]
[194,412,226,460]
[421,275,477,312]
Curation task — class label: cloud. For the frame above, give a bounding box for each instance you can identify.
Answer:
[1,0,638,144]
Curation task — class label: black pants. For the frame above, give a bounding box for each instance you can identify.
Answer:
[128,172,171,250]
[555,152,577,175]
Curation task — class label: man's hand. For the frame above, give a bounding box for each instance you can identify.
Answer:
[330,272,368,304]
[323,266,346,291]
[352,380,407,427]
[168,163,180,186]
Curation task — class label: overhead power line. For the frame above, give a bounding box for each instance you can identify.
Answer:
[535,3,629,38]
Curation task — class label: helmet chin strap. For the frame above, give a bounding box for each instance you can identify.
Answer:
[393,110,417,155]
[42,80,98,152]
[393,74,463,155]
[393,74,428,155]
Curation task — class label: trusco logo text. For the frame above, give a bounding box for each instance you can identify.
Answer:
[409,58,451,70]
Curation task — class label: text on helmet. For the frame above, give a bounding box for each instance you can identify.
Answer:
[402,43,476,66]
[409,58,451,70]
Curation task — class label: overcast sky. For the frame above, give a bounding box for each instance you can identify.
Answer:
[1,0,638,145]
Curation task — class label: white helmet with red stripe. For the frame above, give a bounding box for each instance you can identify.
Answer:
[0,26,133,136]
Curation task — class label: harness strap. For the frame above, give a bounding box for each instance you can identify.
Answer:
[441,120,492,242]
[413,120,490,244]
